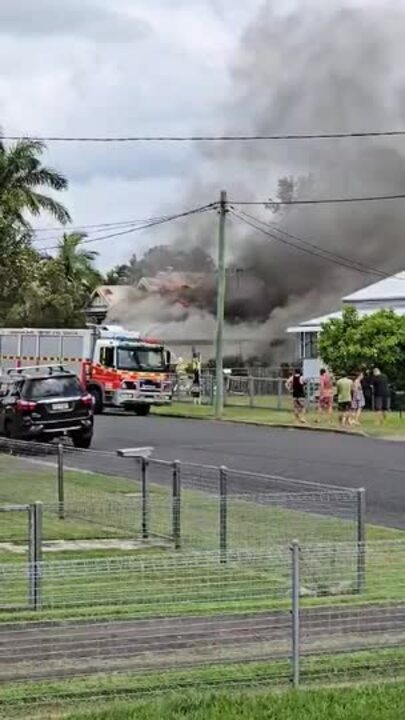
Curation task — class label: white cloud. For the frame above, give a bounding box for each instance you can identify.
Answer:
[0,0,262,267]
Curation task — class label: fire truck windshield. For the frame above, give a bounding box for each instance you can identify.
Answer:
[117,346,165,372]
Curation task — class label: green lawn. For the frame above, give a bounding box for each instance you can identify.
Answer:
[2,658,405,718]
[2,454,397,555]
[60,685,405,720]
[0,453,403,617]
[154,402,405,437]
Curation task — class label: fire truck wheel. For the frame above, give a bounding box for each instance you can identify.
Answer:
[134,404,151,417]
[89,387,103,414]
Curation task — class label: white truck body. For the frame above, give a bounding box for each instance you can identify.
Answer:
[0,328,92,376]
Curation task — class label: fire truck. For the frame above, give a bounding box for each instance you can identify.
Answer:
[0,326,172,415]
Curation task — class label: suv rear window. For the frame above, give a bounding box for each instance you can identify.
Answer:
[25,376,83,400]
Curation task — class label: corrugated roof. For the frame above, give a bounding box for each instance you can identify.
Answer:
[343,271,405,302]
[288,305,405,333]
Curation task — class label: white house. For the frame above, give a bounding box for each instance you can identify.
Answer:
[287,271,405,377]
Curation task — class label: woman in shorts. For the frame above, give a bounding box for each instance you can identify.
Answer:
[351,371,365,425]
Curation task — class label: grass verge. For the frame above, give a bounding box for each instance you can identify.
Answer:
[2,650,405,718]
[154,402,405,437]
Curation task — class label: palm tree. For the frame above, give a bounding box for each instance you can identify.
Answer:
[0,137,71,228]
[57,233,101,291]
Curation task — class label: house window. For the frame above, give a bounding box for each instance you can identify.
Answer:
[300,332,319,359]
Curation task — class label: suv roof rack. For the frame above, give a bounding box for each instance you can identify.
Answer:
[6,364,70,377]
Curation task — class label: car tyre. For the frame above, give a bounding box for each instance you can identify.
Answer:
[71,432,93,449]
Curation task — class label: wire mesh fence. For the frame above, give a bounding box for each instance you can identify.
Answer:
[0,438,363,553]
[1,541,405,701]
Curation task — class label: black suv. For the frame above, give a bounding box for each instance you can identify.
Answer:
[0,366,94,448]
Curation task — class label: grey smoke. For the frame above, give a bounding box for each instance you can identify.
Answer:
[112,0,405,359]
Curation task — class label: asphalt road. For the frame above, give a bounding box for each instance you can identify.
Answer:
[88,414,405,529]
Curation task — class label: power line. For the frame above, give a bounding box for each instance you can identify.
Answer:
[32,216,168,234]
[230,193,405,206]
[38,203,215,252]
[32,190,405,241]
[5,130,405,142]
[229,208,405,279]
[232,208,397,281]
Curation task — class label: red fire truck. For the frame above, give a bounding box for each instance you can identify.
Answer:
[0,326,172,415]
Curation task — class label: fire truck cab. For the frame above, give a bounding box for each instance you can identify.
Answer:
[87,326,172,415]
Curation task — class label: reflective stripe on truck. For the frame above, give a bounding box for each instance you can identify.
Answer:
[0,356,86,362]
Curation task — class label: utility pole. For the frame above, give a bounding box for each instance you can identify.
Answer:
[215,190,227,419]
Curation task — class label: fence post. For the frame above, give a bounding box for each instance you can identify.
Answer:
[356,488,366,593]
[277,378,283,410]
[57,443,64,520]
[141,457,149,540]
[172,460,181,550]
[219,466,228,563]
[28,502,43,611]
[248,376,254,408]
[291,539,300,688]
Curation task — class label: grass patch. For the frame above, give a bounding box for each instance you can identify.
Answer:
[59,684,405,720]
[154,402,405,437]
[2,651,405,718]
[0,454,404,617]
[0,454,391,555]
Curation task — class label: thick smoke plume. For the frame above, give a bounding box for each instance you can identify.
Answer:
[112,0,405,359]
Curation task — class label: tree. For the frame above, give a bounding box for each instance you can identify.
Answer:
[56,233,101,291]
[0,138,71,228]
[319,306,405,386]
[0,222,38,324]
[0,135,73,325]
[6,256,87,328]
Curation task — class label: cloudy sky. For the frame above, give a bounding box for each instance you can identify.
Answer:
[0,0,266,268]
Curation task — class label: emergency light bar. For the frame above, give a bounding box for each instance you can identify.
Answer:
[98,325,141,340]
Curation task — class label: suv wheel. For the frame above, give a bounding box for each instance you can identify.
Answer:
[4,420,15,439]
[71,431,93,449]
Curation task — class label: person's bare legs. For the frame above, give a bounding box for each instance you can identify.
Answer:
[352,408,362,425]
[299,408,308,424]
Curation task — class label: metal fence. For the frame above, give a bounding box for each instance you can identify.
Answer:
[0,438,364,553]
[171,373,320,411]
[2,540,405,700]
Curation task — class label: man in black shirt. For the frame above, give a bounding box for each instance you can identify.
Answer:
[373,368,390,422]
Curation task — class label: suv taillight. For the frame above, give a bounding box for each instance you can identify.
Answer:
[16,400,37,414]
[80,394,94,408]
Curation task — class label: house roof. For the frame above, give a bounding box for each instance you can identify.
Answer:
[287,311,343,334]
[137,271,208,294]
[343,271,405,303]
[288,306,405,333]
[87,285,132,309]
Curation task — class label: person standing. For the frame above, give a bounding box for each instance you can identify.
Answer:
[351,371,365,425]
[319,368,334,419]
[286,368,307,424]
[336,373,353,427]
[372,368,390,423]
